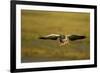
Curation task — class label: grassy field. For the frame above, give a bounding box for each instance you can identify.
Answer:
[21,10,90,63]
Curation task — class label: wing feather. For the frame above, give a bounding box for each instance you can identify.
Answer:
[68,35,86,41]
[39,34,60,40]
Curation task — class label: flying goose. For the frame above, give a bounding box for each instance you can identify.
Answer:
[39,34,86,46]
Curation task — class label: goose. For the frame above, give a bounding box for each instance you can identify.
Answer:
[39,34,86,46]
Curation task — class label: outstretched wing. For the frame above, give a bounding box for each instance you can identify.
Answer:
[39,34,60,40]
[67,35,86,41]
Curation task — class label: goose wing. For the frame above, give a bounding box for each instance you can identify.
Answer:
[39,34,60,40]
[67,35,86,41]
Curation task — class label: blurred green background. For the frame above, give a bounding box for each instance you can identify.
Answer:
[21,10,90,62]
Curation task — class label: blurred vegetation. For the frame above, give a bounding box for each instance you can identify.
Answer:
[21,10,90,62]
